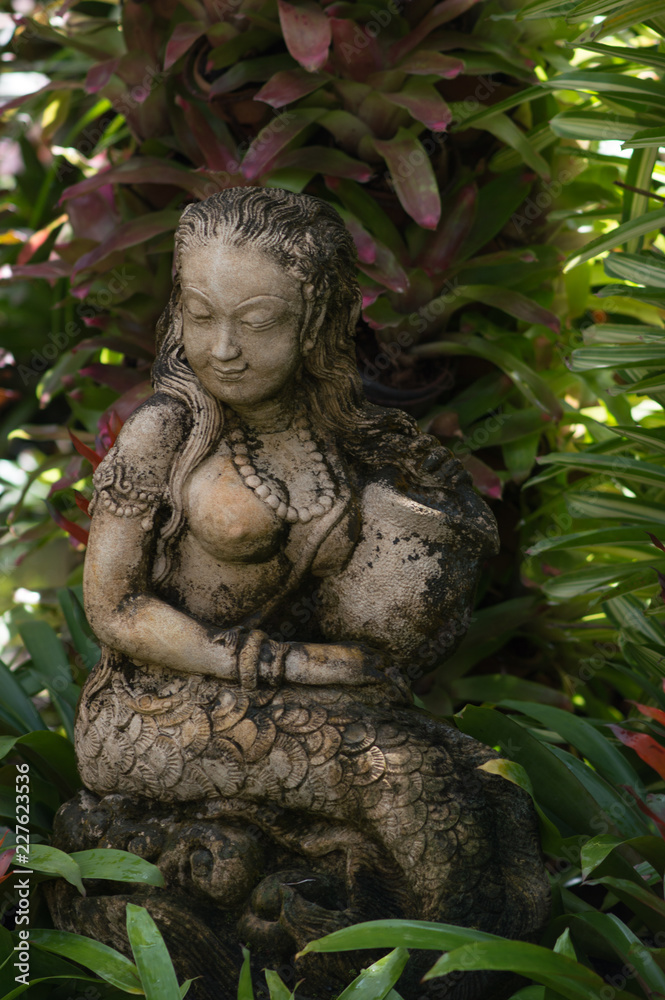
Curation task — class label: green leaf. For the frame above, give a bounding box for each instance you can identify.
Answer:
[413,336,562,417]
[298,919,502,957]
[574,911,665,991]
[29,928,144,993]
[238,947,254,1000]
[604,593,665,646]
[0,659,45,734]
[574,0,665,44]
[15,843,85,895]
[71,849,165,887]
[450,674,572,709]
[450,85,543,130]
[580,833,665,878]
[589,876,665,931]
[499,701,643,790]
[549,109,644,142]
[527,525,653,555]
[126,903,181,1000]
[477,758,562,854]
[479,114,551,179]
[582,322,665,344]
[623,126,665,149]
[566,491,665,526]
[265,970,295,1000]
[537,451,665,489]
[58,587,100,672]
[604,251,665,288]
[18,620,78,740]
[337,948,410,999]
[564,206,665,270]
[541,71,665,112]
[455,706,608,834]
[568,344,665,368]
[422,940,633,1000]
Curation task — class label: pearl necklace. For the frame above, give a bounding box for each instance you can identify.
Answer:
[228,414,337,524]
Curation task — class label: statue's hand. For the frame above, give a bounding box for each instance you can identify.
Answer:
[419,446,471,488]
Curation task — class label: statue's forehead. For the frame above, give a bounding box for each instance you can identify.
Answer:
[179,241,301,300]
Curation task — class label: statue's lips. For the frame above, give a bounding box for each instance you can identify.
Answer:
[209,365,247,381]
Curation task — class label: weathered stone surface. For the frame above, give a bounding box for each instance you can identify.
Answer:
[50,188,549,999]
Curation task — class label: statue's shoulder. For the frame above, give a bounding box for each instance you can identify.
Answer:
[95,393,191,491]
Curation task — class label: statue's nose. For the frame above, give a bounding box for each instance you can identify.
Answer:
[211,321,241,362]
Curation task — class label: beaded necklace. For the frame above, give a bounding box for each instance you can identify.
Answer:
[227,412,337,524]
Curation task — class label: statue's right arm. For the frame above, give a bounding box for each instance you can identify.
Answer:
[83,396,240,681]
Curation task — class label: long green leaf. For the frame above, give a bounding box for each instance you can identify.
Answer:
[549,110,644,141]
[0,659,45,734]
[582,322,665,344]
[265,970,295,1000]
[71,849,165,887]
[501,701,643,790]
[581,833,665,878]
[337,948,410,999]
[238,947,254,1000]
[604,252,665,288]
[479,114,551,179]
[541,71,665,111]
[456,706,608,834]
[537,451,665,488]
[574,0,665,44]
[624,126,665,149]
[412,336,563,417]
[564,206,665,270]
[423,940,633,999]
[574,911,665,991]
[15,844,85,895]
[126,904,181,1000]
[29,929,144,994]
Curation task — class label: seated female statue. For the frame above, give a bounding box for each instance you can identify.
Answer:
[69,187,548,998]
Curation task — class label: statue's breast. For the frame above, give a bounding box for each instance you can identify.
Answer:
[183,453,285,564]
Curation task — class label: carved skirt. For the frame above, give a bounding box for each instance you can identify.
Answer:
[75,653,545,924]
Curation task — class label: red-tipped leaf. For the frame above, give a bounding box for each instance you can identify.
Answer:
[278,1,331,72]
[255,69,329,108]
[85,58,119,93]
[330,17,384,81]
[383,79,452,132]
[241,108,325,180]
[609,725,665,781]
[372,128,441,230]
[418,184,477,275]
[72,209,181,275]
[164,21,207,71]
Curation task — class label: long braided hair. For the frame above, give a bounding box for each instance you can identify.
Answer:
[151,187,448,581]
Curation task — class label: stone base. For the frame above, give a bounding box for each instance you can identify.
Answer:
[47,789,518,1000]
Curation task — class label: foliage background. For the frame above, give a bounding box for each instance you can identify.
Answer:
[2,0,665,996]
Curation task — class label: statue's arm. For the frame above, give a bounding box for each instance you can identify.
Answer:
[83,396,243,680]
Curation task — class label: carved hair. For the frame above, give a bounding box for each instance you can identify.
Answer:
[152,188,447,577]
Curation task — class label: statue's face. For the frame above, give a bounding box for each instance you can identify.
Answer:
[180,240,304,408]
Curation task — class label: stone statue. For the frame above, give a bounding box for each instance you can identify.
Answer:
[48,188,549,1000]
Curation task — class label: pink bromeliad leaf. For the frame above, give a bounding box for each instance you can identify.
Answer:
[329,17,383,81]
[72,210,181,275]
[164,21,207,71]
[383,79,452,132]
[372,128,441,230]
[255,69,329,108]
[278,1,331,72]
[85,58,119,93]
[241,108,325,180]
[390,0,482,63]
[418,184,477,276]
